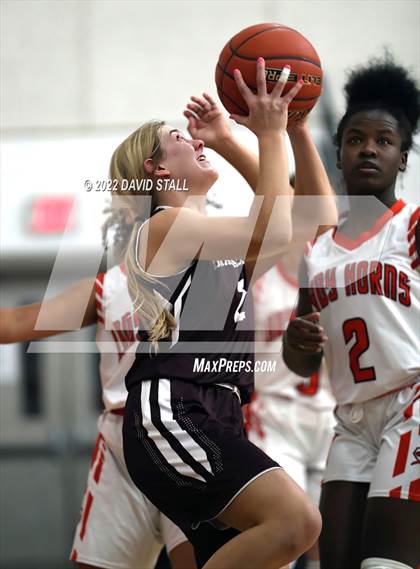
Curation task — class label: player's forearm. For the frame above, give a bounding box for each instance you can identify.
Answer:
[288,124,333,197]
[212,134,258,192]
[0,280,97,344]
[0,305,47,343]
[282,334,323,377]
[248,133,292,247]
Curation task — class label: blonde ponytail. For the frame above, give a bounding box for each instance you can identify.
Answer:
[110,120,176,347]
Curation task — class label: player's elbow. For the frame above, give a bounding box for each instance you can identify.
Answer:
[257,222,292,253]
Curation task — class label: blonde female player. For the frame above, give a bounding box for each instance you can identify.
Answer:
[0,82,332,568]
[0,86,272,568]
[116,59,328,569]
[283,57,420,569]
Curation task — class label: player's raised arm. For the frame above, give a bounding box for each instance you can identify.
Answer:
[0,278,97,343]
[128,59,303,279]
[287,118,337,241]
[184,92,259,192]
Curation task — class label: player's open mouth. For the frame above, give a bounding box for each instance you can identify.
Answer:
[197,154,207,162]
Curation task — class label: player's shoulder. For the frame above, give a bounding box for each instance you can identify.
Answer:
[401,201,419,228]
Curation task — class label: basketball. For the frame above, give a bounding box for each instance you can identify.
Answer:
[215,23,322,122]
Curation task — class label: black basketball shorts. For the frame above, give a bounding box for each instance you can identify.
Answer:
[123,378,281,538]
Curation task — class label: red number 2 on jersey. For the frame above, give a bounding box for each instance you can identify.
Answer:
[342,317,377,383]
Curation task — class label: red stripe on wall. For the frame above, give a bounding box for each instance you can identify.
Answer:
[393,431,412,477]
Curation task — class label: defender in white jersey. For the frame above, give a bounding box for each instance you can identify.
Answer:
[249,262,335,498]
[283,57,420,569]
[70,264,191,569]
[0,263,192,569]
[248,262,336,569]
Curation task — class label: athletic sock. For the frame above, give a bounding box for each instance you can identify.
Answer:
[305,560,320,569]
[361,558,413,569]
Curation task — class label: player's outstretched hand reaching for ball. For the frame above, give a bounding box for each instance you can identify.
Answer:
[183,92,231,150]
[284,312,328,355]
[231,57,303,135]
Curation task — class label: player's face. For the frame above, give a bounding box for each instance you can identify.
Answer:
[156,125,218,190]
[338,110,407,197]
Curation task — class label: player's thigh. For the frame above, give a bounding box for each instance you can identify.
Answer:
[217,467,320,536]
[361,497,420,568]
[319,480,369,569]
[168,540,197,569]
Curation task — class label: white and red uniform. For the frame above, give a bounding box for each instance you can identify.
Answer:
[71,264,187,569]
[247,264,336,506]
[304,200,420,501]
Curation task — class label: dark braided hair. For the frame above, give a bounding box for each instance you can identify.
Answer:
[335,54,420,152]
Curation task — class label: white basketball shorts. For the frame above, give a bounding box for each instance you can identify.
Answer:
[323,381,420,501]
[247,394,336,505]
[70,411,187,569]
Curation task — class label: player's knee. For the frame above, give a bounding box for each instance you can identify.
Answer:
[292,500,322,555]
[267,500,321,560]
[361,558,414,569]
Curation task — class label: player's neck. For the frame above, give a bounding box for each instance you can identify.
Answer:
[340,190,398,238]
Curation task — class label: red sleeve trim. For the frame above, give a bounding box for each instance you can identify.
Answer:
[408,207,420,231]
[94,273,105,321]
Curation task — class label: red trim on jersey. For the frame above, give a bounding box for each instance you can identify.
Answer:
[111,407,125,416]
[332,199,406,251]
[408,207,420,231]
[94,273,105,322]
[93,451,105,484]
[389,486,402,499]
[408,242,417,257]
[70,549,78,561]
[276,263,298,289]
[408,224,416,242]
[408,478,420,502]
[411,257,420,270]
[393,431,411,477]
[90,433,103,467]
[79,492,93,540]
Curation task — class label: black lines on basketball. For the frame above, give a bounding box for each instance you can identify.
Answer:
[215,24,323,121]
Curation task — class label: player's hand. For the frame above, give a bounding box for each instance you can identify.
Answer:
[286,113,309,135]
[183,93,231,151]
[284,312,327,354]
[230,58,303,136]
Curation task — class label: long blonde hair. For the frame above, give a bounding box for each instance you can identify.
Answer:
[110,120,176,347]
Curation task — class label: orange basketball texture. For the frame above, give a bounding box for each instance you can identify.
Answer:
[215,23,323,121]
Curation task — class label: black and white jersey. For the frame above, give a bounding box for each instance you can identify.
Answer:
[125,209,255,404]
